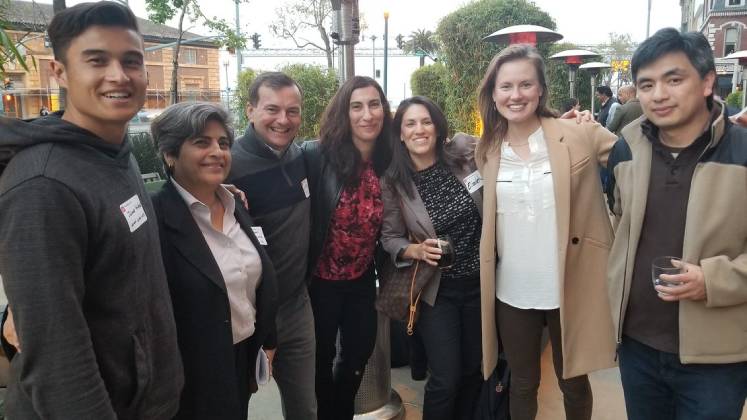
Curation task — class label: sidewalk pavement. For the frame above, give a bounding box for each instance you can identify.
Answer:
[249,341,747,419]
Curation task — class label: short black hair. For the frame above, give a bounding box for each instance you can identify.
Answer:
[248,72,303,106]
[47,1,140,64]
[631,28,715,82]
[596,86,613,97]
[561,97,579,113]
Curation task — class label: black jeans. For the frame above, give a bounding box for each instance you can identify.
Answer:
[618,335,747,420]
[417,280,482,420]
[309,266,377,420]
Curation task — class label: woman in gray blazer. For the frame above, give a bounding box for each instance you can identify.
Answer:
[381,96,483,420]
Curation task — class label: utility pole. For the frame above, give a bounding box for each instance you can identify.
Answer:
[383,11,389,95]
[235,0,242,76]
[371,35,377,77]
[646,0,652,39]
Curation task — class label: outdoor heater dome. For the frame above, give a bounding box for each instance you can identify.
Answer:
[551,49,600,98]
[579,62,611,115]
[482,24,563,46]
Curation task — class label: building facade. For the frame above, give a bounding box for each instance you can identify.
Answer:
[681,0,747,98]
[2,0,222,118]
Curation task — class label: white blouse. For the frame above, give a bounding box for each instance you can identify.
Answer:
[173,180,262,344]
[495,127,560,310]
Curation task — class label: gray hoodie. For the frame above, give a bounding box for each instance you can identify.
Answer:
[0,114,183,419]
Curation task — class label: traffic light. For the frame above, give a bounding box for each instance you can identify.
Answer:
[251,33,262,50]
[395,34,404,49]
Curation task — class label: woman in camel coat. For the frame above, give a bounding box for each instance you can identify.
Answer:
[475,44,618,420]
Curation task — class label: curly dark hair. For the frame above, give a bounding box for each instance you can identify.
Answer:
[319,76,392,185]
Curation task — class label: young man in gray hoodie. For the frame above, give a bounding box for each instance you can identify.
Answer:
[0,3,183,419]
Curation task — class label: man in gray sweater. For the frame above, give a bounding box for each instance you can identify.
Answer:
[0,3,183,419]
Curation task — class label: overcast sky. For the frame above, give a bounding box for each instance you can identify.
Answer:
[44,0,682,46]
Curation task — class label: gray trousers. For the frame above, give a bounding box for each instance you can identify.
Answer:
[272,289,318,420]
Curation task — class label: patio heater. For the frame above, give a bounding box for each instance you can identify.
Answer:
[550,49,599,98]
[579,62,611,116]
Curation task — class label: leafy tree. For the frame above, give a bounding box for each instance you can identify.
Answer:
[145,0,246,104]
[599,32,636,84]
[410,62,450,125]
[271,0,334,69]
[436,0,556,134]
[403,29,439,67]
[232,64,338,140]
[232,67,258,131]
[726,91,742,109]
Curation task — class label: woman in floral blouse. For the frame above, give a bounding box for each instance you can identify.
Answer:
[302,76,393,420]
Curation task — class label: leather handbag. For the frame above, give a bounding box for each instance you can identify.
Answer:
[376,259,424,335]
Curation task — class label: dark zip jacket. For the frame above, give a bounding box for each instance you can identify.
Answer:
[0,114,183,419]
[227,125,310,304]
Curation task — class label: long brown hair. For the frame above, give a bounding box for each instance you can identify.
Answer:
[476,44,557,164]
[319,76,392,185]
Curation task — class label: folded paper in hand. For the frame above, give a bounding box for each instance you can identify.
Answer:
[256,347,270,385]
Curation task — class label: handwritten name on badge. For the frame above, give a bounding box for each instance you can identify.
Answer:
[120,194,147,233]
[463,170,483,194]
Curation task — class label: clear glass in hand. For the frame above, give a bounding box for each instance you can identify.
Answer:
[437,236,455,269]
[651,256,683,290]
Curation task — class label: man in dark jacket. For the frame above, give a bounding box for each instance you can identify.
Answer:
[227,72,317,419]
[595,85,616,127]
[0,3,183,419]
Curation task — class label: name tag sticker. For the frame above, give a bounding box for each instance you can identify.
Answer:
[251,226,268,246]
[301,178,310,198]
[120,194,147,233]
[463,170,483,194]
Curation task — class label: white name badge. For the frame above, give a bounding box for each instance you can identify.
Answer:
[120,194,147,233]
[251,226,268,246]
[463,170,483,194]
[301,178,310,198]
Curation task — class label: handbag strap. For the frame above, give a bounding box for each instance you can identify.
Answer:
[406,260,421,336]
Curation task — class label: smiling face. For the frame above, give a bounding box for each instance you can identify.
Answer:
[169,120,232,193]
[349,85,385,159]
[636,51,714,135]
[492,58,543,126]
[400,104,438,163]
[247,84,302,150]
[50,25,146,143]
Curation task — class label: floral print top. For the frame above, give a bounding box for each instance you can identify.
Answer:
[314,160,383,280]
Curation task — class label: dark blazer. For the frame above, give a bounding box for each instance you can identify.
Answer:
[380,133,483,307]
[151,180,278,420]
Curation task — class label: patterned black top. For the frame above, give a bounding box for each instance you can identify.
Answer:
[413,162,482,282]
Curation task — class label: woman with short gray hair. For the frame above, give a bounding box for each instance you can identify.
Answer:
[150,102,278,420]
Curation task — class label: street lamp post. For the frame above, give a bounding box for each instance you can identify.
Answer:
[223,59,231,107]
[550,49,599,98]
[579,62,611,116]
[383,11,389,95]
[371,35,377,78]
